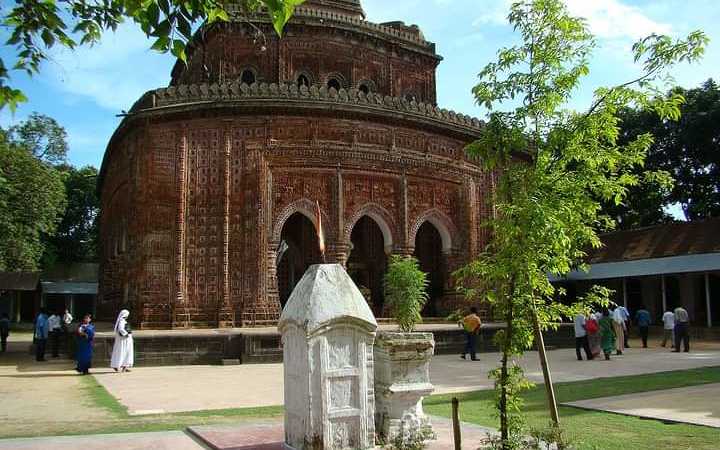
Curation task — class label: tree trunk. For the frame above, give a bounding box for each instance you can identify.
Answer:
[500,289,515,448]
[532,308,560,427]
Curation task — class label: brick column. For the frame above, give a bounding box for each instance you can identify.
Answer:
[172,128,189,328]
[218,126,234,327]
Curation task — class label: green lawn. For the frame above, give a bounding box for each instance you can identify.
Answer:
[7,366,720,446]
[424,367,720,450]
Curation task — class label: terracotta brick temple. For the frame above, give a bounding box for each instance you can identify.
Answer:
[98,0,494,329]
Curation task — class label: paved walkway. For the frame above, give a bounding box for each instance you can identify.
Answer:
[90,344,720,415]
[0,416,494,450]
[563,383,720,428]
[0,430,206,450]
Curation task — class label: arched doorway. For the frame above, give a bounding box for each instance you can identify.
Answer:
[414,221,445,316]
[277,212,321,307]
[347,216,388,316]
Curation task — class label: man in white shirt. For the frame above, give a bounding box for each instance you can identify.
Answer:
[662,309,675,348]
[47,312,62,358]
[63,309,73,328]
[573,313,593,361]
[612,307,626,355]
[619,306,631,348]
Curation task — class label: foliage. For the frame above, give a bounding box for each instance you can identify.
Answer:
[0,133,66,271]
[42,165,100,266]
[384,255,429,332]
[7,112,68,164]
[605,79,720,226]
[1,0,305,112]
[425,367,720,450]
[455,0,707,447]
[382,423,436,450]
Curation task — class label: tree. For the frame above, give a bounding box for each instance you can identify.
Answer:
[456,1,707,447]
[42,165,100,266]
[384,255,429,333]
[0,135,66,271]
[1,0,305,111]
[606,79,720,226]
[7,112,68,164]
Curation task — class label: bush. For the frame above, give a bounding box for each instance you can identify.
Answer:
[384,255,429,332]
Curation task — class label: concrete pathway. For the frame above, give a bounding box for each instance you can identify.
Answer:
[92,345,720,415]
[563,383,720,428]
[0,431,206,450]
[186,416,495,450]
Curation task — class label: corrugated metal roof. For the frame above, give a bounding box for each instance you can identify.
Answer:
[41,282,98,295]
[41,263,99,283]
[591,218,720,264]
[551,253,720,281]
[0,272,40,291]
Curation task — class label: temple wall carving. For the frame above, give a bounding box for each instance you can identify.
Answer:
[99,1,494,328]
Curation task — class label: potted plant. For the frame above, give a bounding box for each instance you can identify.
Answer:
[374,255,435,442]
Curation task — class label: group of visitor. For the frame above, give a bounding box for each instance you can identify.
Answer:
[30,308,134,375]
[31,308,74,361]
[574,304,692,361]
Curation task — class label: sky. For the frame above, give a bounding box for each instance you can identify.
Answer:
[0,0,718,170]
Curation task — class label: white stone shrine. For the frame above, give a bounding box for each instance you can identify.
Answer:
[278,264,378,450]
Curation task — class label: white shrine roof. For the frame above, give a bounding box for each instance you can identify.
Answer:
[278,264,378,335]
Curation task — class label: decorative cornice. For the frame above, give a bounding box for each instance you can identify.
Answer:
[130,81,484,132]
[224,5,437,57]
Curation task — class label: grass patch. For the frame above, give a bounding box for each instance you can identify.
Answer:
[1,374,284,439]
[79,375,129,416]
[425,366,720,450]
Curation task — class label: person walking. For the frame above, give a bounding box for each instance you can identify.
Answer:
[619,305,631,348]
[612,306,626,355]
[661,309,675,348]
[586,313,602,359]
[673,306,690,353]
[598,308,616,360]
[0,313,10,352]
[62,309,73,330]
[47,311,62,357]
[75,314,95,375]
[635,305,651,348]
[574,312,593,360]
[34,308,49,362]
[110,310,134,372]
[460,307,482,361]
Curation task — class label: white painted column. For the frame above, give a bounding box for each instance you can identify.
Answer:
[706,273,713,328]
[622,278,628,309]
[661,275,667,313]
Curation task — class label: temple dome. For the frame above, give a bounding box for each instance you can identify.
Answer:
[302,0,365,19]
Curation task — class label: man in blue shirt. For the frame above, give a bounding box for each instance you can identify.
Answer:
[635,305,651,348]
[34,308,49,362]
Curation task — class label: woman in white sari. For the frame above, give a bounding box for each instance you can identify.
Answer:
[110,309,134,372]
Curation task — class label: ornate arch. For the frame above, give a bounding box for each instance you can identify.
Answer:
[272,198,333,243]
[344,203,396,253]
[409,208,457,253]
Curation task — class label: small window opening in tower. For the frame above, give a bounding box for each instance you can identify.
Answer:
[327,78,342,91]
[241,69,256,85]
[405,93,418,102]
[297,74,310,88]
[359,83,370,95]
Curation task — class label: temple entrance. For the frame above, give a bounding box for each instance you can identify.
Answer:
[277,212,321,307]
[347,216,388,316]
[414,221,445,316]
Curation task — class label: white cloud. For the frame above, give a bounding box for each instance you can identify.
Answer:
[471,0,671,42]
[40,23,173,111]
[564,0,672,41]
[472,0,512,27]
